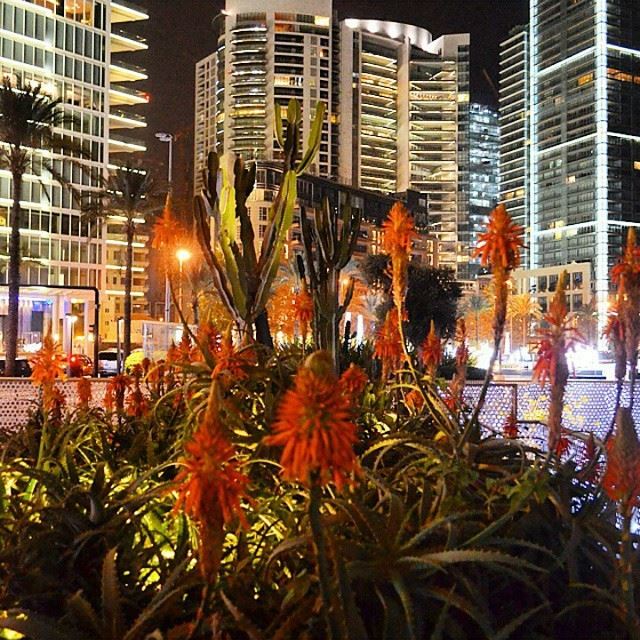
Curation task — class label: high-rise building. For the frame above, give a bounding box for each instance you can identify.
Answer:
[0,0,149,348]
[500,1,640,333]
[499,25,529,266]
[468,103,499,276]
[194,1,470,275]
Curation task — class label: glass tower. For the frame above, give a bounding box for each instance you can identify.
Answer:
[468,103,499,277]
[0,0,149,343]
[499,26,529,267]
[529,0,640,333]
[196,2,471,276]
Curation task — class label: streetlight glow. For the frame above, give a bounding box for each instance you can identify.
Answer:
[176,248,191,264]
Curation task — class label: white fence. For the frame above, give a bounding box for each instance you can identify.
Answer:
[0,379,637,446]
[0,378,110,435]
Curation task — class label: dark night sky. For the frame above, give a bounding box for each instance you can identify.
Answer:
[134,0,529,199]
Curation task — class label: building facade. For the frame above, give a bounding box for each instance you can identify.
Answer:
[499,26,529,268]
[194,0,470,275]
[0,0,149,349]
[499,1,640,335]
[468,103,499,276]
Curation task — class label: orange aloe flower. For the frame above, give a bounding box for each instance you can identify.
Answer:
[264,351,360,491]
[383,202,417,258]
[603,408,640,517]
[603,292,627,382]
[448,318,469,411]
[105,374,131,412]
[611,227,640,286]
[383,203,417,319]
[339,364,368,397]
[30,334,66,388]
[174,424,250,528]
[421,320,442,378]
[173,388,251,580]
[126,374,149,418]
[611,229,640,378]
[29,334,67,410]
[197,321,222,359]
[375,310,404,378]
[294,283,314,340]
[532,271,583,452]
[473,203,524,271]
[212,332,256,384]
[77,377,92,409]
[406,389,425,412]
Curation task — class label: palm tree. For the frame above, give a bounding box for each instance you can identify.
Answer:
[83,164,153,362]
[508,292,541,352]
[465,293,488,347]
[0,78,80,376]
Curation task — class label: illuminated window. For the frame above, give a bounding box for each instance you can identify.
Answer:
[577,73,593,86]
[634,161,640,171]
[314,16,330,27]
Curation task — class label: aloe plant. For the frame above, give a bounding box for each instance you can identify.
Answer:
[299,196,361,369]
[194,99,325,346]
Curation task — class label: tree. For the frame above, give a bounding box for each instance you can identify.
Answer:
[83,164,153,362]
[462,293,489,347]
[508,292,541,352]
[0,78,81,376]
[359,254,462,347]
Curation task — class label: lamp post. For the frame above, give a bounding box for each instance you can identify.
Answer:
[176,248,191,318]
[155,132,174,324]
[65,313,77,375]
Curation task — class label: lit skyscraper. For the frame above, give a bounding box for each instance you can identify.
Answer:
[195,1,470,275]
[0,0,149,343]
[468,103,499,277]
[500,1,640,331]
[499,26,529,266]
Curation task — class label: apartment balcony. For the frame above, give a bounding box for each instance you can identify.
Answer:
[109,110,147,130]
[111,0,148,23]
[111,29,148,53]
[109,133,147,154]
[109,84,149,106]
[110,60,148,83]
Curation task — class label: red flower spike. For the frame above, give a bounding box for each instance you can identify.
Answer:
[374,311,403,377]
[474,203,524,271]
[264,351,360,492]
[421,320,442,377]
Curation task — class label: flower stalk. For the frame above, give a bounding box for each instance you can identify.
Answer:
[463,204,523,446]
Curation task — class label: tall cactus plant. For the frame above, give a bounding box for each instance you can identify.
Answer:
[193,99,325,345]
[300,196,362,369]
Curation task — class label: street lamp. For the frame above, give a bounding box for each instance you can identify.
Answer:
[65,314,78,375]
[176,248,191,318]
[154,132,174,188]
[155,131,175,324]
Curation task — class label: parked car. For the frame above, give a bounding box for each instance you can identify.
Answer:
[97,350,122,377]
[0,358,32,378]
[69,354,93,377]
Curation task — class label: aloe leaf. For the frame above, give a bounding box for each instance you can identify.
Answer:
[220,591,266,640]
[101,548,124,640]
[391,573,417,640]
[493,603,549,640]
[421,549,543,573]
[425,586,494,637]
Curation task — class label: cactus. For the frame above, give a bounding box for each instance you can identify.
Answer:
[193,99,325,345]
[300,196,362,369]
